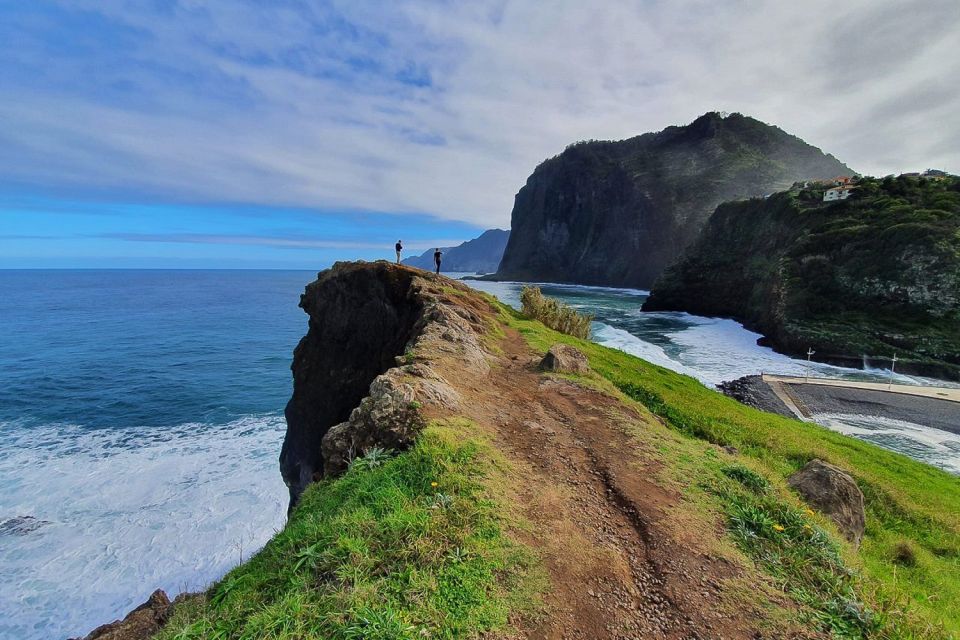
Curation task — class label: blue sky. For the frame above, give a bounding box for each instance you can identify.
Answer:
[1,1,958,268]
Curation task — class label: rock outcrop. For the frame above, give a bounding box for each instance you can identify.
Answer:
[73,590,172,640]
[644,175,960,379]
[539,344,591,374]
[494,112,852,288]
[282,262,493,510]
[788,459,866,546]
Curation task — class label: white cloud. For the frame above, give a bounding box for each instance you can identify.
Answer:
[1,0,957,227]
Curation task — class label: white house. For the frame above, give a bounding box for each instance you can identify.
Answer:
[823,186,856,202]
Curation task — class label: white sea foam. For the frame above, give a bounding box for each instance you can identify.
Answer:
[812,414,960,475]
[0,415,287,640]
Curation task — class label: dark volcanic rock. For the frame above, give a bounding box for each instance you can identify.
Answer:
[495,112,851,288]
[282,261,493,511]
[403,229,509,274]
[716,376,795,419]
[74,590,171,640]
[788,459,866,547]
[281,262,425,510]
[0,515,50,536]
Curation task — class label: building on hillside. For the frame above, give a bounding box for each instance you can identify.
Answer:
[832,176,855,186]
[824,185,856,201]
[923,169,948,180]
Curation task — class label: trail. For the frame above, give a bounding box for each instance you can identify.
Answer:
[427,325,794,639]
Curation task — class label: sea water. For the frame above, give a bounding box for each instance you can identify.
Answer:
[1,270,957,639]
[0,271,306,639]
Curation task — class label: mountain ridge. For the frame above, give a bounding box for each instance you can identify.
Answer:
[494,112,853,288]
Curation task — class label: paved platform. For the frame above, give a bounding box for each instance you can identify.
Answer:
[761,374,960,434]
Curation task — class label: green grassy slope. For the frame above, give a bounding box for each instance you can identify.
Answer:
[504,303,960,639]
[158,422,542,640]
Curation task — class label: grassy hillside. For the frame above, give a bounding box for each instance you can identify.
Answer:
[645,174,960,379]
[157,288,958,639]
[158,421,543,640]
[503,303,960,639]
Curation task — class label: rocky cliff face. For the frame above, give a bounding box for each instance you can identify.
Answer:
[281,261,491,509]
[495,112,852,288]
[644,175,960,379]
[403,228,510,274]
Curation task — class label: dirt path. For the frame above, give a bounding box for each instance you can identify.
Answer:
[431,327,775,640]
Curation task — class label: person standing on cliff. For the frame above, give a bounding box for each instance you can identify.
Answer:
[395,240,403,264]
[433,248,442,274]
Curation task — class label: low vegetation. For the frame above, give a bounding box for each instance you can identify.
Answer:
[502,299,960,639]
[158,421,541,640]
[519,285,593,339]
[645,174,960,378]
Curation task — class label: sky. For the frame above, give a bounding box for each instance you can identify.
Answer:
[1,0,958,268]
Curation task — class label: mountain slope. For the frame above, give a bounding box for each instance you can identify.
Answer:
[403,229,509,273]
[643,175,960,379]
[495,112,852,287]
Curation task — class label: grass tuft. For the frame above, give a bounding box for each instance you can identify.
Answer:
[520,286,593,339]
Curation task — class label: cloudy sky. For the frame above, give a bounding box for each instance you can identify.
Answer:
[1,0,958,267]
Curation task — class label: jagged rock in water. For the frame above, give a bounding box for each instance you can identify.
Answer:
[0,515,50,536]
[539,344,591,374]
[788,459,866,546]
[73,590,171,640]
[282,261,492,511]
[495,112,852,288]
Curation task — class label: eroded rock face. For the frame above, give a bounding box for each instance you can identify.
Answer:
[540,344,591,374]
[788,459,866,546]
[74,590,171,640]
[282,262,491,510]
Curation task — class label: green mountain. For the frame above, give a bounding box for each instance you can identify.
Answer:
[403,229,509,273]
[494,112,853,288]
[644,174,960,379]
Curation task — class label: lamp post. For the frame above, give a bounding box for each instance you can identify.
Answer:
[889,353,897,390]
[806,348,815,382]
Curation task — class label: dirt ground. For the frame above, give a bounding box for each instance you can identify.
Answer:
[426,320,803,640]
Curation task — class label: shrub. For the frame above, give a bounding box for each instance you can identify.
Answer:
[519,286,593,339]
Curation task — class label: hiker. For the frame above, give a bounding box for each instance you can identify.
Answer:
[395,240,403,264]
[433,248,442,274]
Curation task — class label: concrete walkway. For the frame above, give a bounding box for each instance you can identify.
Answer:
[762,374,960,404]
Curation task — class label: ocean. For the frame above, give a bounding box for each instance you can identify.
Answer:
[0,269,956,639]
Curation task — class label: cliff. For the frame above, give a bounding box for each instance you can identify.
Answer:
[494,112,852,288]
[79,262,960,639]
[644,175,960,379]
[402,228,510,273]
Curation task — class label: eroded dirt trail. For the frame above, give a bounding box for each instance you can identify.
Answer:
[433,328,765,640]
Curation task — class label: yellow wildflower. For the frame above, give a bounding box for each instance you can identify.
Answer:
[430,482,439,488]
[772,524,785,532]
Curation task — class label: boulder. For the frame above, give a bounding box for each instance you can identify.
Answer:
[540,344,591,374]
[76,590,171,640]
[788,459,866,546]
[321,371,427,476]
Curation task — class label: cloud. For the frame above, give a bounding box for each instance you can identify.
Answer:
[100,232,462,252]
[1,1,958,227]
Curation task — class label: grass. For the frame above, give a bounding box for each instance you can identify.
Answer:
[499,301,960,639]
[158,420,542,640]
[519,286,593,339]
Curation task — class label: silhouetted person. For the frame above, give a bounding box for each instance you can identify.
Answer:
[433,248,442,274]
[395,240,403,264]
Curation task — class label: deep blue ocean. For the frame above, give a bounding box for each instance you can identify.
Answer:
[1,269,957,640]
